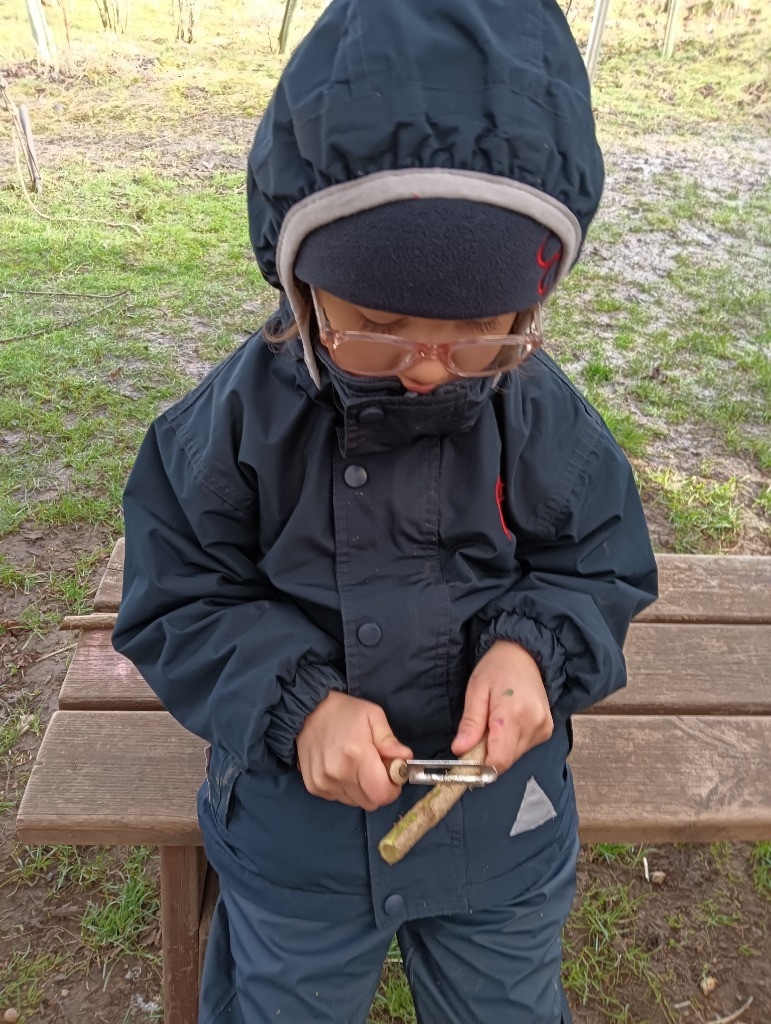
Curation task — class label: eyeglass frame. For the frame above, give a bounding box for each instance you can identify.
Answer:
[310,287,543,379]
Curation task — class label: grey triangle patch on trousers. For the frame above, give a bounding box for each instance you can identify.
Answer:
[509,776,558,837]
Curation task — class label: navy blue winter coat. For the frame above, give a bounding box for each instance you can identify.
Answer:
[113,0,658,927]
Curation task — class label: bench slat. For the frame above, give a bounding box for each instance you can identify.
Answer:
[59,630,162,711]
[17,711,206,846]
[93,543,771,624]
[59,624,771,716]
[596,622,771,715]
[93,537,125,611]
[572,715,771,842]
[636,554,771,624]
[16,711,771,846]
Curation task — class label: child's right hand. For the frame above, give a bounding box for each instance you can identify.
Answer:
[296,691,413,811]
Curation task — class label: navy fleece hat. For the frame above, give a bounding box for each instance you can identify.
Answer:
[294,198,563,318]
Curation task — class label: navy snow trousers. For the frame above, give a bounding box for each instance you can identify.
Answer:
[199,833,578,1024]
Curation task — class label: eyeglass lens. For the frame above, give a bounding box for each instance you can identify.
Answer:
[330,337,532,376]
[312,289,536,377]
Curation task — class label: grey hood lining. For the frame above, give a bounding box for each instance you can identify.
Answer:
[275,168,581,387]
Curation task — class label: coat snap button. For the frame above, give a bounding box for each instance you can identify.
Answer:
[357,622,382,646]
[344,465,368,487]
[383,893,406,917]
[358,406,385,424]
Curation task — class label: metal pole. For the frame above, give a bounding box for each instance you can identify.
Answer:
[663,0,684,58]
[278,0,301,55]
[584,0,613,83]
[25,0,56,65]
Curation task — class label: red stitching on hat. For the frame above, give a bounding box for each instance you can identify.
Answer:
[536,237,562,296]
[496,476,512,541]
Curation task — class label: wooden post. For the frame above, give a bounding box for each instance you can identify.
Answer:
[584,0,613,83]
[0,79,43,194]
[160,846,208,1024]
[18,107,42,194]
[278,0,300,54]
[663,0,684,58]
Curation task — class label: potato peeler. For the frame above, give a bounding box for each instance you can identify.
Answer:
[385,757,498,788]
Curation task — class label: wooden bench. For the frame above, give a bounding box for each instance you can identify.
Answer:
[17,541,771,1024]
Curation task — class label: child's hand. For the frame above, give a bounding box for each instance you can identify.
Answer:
[296,691,413,811]
[451,640,553,775]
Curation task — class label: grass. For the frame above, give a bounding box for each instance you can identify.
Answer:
[8,844,161,966]
[0,548,105,620]
[709,842,733,871]
[587,844,651,869]
[0,695,44,761]
[0,5,768,551]
[8,843,154,894]
[577,0,770,140]
[80,849,161,963]
[697,897,742,931]
[0,166,270,536]
[368,941,416,1024]
[0,948,74,1019]
[548,174,771,500]
[639,470,744,552]
[563,881,674,1023]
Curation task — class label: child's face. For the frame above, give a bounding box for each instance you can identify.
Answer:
[315,288,532,393]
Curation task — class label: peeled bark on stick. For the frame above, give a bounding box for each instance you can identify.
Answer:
[378,737,488,865]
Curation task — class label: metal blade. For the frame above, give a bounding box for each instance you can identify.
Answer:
[405,759,498,787]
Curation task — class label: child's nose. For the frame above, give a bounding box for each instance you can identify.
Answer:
[401,354,454,387]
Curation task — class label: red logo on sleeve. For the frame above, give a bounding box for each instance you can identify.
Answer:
[496,476,512,541]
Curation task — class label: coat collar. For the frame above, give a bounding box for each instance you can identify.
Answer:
[295,344,497,457]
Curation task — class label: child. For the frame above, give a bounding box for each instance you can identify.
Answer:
[113,0,658,1021]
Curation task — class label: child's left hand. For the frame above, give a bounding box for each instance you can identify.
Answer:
[451,640,553,775]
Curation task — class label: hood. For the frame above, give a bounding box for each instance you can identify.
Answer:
[247,0,604,385]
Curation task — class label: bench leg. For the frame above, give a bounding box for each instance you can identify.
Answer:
[160,845,207,1024]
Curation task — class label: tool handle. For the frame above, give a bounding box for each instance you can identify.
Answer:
[383,757,409,785]
[378,737,489,865]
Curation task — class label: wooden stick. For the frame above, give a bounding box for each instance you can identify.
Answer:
[18,105,42,194]
[378,737,488,865]
[705,996,753,1024]
[60,613,117,631]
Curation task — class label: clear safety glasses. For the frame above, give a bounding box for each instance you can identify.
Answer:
[311,289,542,379]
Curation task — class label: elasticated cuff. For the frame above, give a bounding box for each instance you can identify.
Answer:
[475,611,567,707]
[264,660,347,765]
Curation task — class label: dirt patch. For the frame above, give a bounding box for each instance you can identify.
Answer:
[569,844,771,1024]
[602,133,770,208]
